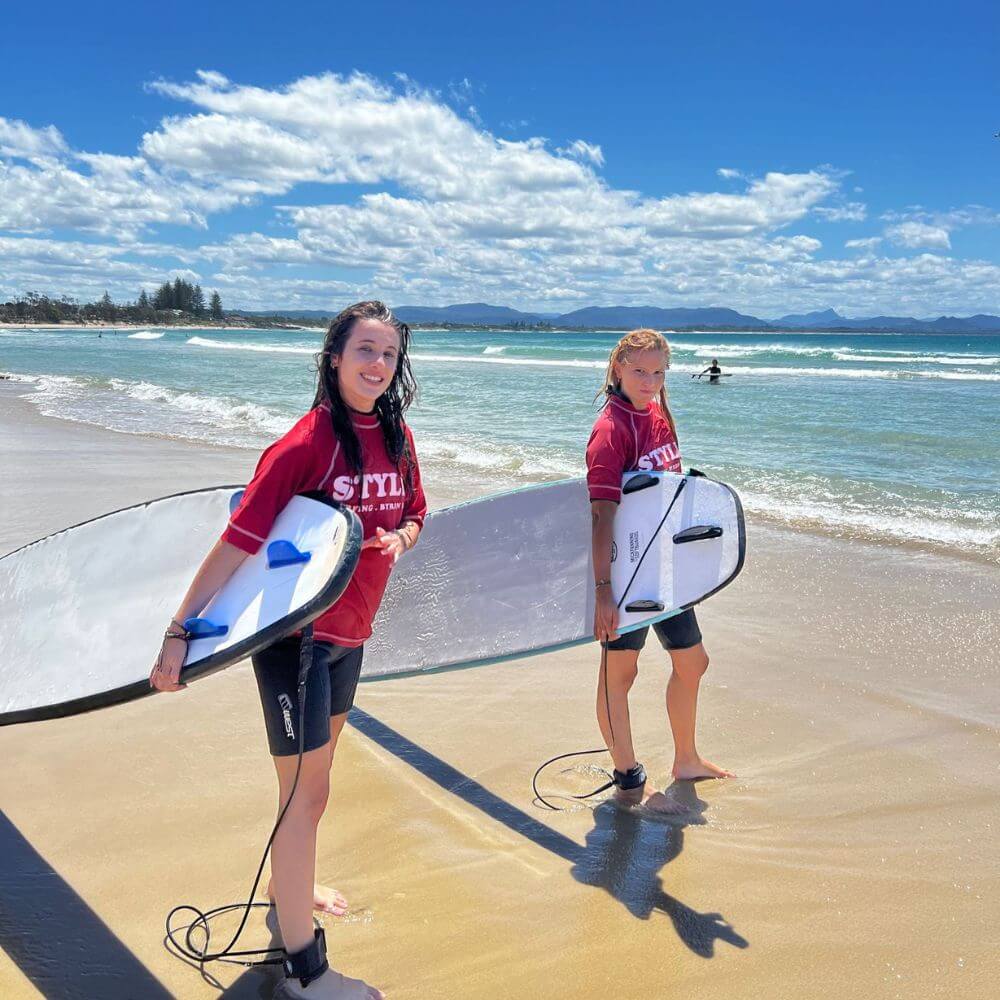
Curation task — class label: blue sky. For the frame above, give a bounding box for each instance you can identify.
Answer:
[1,0,998,316]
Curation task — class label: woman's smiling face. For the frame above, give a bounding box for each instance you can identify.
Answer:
[332,318,400,412]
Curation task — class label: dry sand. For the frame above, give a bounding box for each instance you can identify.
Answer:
[0,382,997,999]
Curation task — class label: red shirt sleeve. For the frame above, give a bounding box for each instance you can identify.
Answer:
[586,412,625,504]
[222,433,314,555]
[400,426,427,528]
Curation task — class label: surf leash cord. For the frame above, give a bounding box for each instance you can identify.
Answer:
[164,626,315,975]
[532,476,688,811]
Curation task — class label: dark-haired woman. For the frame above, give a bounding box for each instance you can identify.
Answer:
[151,301,424,999]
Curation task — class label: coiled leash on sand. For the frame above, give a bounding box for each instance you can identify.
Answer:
[165,626,317,978]
[532,476,688,811]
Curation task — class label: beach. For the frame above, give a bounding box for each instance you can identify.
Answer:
[0,379,997,999]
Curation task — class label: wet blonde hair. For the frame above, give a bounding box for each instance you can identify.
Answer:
[596,328,677,436]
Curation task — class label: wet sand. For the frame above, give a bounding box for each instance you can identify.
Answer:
[1,383,997,999]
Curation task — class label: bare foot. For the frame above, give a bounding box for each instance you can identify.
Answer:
[672,757,735,780]
[612,785,684,814]
[267,879,348,917]
[613,785,644,807]
[639,789,692,815]
[274,967,384,999]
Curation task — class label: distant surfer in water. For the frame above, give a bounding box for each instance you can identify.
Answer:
[151,301,425,1000]
[587,329,734,811]
[697,358,723,383]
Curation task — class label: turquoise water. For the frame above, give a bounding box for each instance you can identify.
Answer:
[2,326,998,561]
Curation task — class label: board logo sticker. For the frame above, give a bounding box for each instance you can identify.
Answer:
[629,530,640,563]
[278,693,295,739]
[610,541,618,563]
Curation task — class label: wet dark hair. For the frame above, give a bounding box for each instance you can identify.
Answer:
[312,300,418,488]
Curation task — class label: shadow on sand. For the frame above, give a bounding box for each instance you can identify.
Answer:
[0,809,174,999]
[347,709,747,958]
[0,708,746,999]
[571,785,747,956]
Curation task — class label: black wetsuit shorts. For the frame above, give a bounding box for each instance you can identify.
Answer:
[252,635,364,757]
[603,607,702,653]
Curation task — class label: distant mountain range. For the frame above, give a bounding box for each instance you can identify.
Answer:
[240,303,1000,333]
[769,309,1000,333]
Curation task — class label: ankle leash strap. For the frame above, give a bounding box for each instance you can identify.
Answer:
[283,928,329,988]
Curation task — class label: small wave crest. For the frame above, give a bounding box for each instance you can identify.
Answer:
[669,341,1000,368]
[670,341,834,358]
[127,330,164,340]
[737,485,999,559]
[671,363,1000,381]
[414,350,997,381]
[412,351,605,370]
[15,372,294,447]
[416,432,580,481]
[186,336,316,356]
[483,346,507,355]
[832,350,999,365]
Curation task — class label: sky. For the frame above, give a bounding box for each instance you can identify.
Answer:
[1,0,998,318]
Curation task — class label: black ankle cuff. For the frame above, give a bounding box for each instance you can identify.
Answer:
[283,928,328,988]
[613,762,647,791]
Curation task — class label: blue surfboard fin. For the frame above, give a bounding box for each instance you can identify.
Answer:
[267,540,312,569]
[229,490,245,515]
[183,617,229,640]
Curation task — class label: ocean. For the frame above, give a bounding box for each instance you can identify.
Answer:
[2,325,998,563]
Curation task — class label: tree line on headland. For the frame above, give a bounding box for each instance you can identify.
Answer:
[4,291,998,334]
[1,281,224,326]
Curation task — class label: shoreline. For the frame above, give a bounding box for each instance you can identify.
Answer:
[2,377,994,568]
[0,321,320,332]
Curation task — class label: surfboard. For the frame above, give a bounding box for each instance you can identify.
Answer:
[0,489,361,726]
[364,470,744,680]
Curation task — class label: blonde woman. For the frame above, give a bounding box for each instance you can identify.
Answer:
[586,329,733,808]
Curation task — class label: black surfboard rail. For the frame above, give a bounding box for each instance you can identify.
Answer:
[0,488,362,727]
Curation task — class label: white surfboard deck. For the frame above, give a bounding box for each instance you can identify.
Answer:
[0,489,361,725]
[364,471,744,680]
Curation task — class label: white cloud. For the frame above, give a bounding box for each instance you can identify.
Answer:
[814,201,867,222]
[884,221,951,250]
[845,236,882,250]
[0,118,68,160]
[638,171,836,238]
[878,204,1000,252]
[559,140,605,166]
[0,235,198,304]
[1,69,997,315]
[0,154,230,236]
[882,204,1000,229]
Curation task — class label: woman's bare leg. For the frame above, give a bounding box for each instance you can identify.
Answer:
[269,734,383,999]
[666,643,734,779]
[596,649,640,773]
[270,743,333,954]
[268,712,351,915]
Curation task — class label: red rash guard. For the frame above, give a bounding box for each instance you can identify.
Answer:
[586,393,682,504]
[222,404,427,646]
